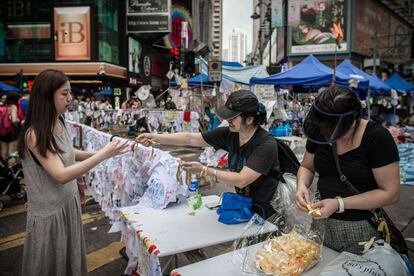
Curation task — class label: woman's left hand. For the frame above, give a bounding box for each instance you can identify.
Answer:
[310,199,339,220]
[181,161,203,174]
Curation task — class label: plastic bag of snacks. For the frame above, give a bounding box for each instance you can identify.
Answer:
[232,199,324,275]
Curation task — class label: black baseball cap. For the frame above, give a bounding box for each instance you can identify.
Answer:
[216,89,260,120]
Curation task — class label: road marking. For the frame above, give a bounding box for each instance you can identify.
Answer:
[0,211,105,251]
[86,241,124,272]
[0,204,26,218]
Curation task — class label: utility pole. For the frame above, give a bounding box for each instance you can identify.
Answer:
[369,31,377,120]
[268,4,272,71]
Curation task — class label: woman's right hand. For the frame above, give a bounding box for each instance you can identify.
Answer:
[99,140,129,159]
[135,133,157,147]
[295,184,311,213]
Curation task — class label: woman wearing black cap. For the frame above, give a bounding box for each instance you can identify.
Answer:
[296,86,400,254]
[136,89,280,218]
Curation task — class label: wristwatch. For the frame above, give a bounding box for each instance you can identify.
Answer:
[335,196,345,213]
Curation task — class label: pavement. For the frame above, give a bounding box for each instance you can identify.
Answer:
[0,146,413,275]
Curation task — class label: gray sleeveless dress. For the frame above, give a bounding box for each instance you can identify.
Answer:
[21,121,88,276]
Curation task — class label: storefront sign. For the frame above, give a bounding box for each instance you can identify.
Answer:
[113,88,122,96]
[208,61,222,82]
[53,6,91,61]
[140,47,152,85]
[127,0,169,14]
[126,0,170,33]
[353,0,411,64]
[288,0,348,55]
[127,14,170,33]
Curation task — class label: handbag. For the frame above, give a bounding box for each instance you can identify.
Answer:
[332,143,408,255]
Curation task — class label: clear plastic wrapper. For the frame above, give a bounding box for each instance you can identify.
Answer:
[232,173,324,276]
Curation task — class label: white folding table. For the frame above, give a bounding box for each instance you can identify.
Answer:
[172,243,340,276]
[120,195,277,275]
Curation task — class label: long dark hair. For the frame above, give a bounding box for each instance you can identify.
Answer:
[240,103,267,126]
[17,69,69,158]
[317,86,363,138]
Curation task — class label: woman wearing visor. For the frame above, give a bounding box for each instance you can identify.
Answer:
[296,86,400,254]
[136,90,280,218]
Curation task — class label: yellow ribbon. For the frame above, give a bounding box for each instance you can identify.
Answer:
[358,236,376,254]
[377,219,391,244]
[176,159,183,185]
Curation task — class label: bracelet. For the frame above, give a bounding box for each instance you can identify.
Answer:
[335,196,345,213]
[213,169,218,183]
[200,165,208,179]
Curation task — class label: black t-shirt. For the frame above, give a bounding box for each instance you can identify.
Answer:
[202,127,279,218]
[306,121,399,221]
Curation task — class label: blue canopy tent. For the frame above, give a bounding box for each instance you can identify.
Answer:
[386,73,414,94]
[170,59,268,87]
[337,60,391,96]
[222,61,243,67]
[0,82,20,92]
[250,55,369,89]
[170,73,213,87]
[369,74,392,96]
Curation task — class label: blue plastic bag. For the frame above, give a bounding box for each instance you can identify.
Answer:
[216,193,255,224]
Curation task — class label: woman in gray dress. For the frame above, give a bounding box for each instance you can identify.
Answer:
[17,69,128,276]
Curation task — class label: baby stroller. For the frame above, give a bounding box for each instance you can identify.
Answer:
[0,156,24,212]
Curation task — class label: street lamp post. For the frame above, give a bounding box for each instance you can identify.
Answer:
[251,1,272,69]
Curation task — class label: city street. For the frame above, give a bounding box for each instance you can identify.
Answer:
[1,174,413,275]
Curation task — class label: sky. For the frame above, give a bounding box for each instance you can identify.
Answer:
[222,0,253,53]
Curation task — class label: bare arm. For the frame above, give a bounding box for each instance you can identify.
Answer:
[343,162,400,210]
[297,151,315,188]
[137,132,210,147]
[74,149,95,161]
[207,166,261,188]
[10,105,20,124]
[26,131,128,184]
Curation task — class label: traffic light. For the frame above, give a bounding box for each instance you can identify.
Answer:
[22,76,28,89]
[16,72,22,89]
[170,48,181,73]
[183,51,195,75]
[15,72,28,90]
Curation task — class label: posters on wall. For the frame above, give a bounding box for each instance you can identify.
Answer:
[288,0,348,55]
[127,0,170,33]
[53,6,91,61]
[353,0,411,64]
[128,37,142,74]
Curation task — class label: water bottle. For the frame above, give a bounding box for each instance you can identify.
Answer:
[189,174,199,197]
[188,174,202,211]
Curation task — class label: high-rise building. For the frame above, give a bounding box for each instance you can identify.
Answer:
[192,0,223,59]
[222,48,229,61]
[228,29,247,64]
[211,0,223,58]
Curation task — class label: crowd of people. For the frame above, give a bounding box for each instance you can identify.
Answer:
[0,91,29,160]
[0,68,410,275]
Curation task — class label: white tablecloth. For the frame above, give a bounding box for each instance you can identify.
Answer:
[172,243,339,276]
[121,195,276,257]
